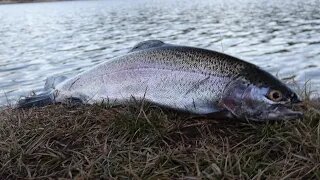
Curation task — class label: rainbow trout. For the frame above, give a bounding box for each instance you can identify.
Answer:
[18,40,303,121]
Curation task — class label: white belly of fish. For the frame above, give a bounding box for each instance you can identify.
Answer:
[54,67,226,114]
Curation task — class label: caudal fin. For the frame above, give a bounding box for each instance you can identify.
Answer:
[17,92,54,109]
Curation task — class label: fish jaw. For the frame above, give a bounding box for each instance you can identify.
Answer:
[254,105,303,121]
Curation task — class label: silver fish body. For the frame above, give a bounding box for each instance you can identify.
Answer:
[18,40,303,121]
[54,41,244,113]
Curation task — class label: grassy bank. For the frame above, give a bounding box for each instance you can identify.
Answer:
[0,99,320,179]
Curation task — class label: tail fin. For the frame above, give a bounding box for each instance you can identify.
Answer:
[17,91,54,109]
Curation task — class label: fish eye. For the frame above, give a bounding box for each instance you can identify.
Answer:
[267,90,283,102]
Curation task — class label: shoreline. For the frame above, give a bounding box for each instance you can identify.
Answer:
[0,0,74,5]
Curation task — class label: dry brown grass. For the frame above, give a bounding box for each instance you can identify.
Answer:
[0,99,320,179]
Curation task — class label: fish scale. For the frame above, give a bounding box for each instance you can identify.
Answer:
[53,45,235,113]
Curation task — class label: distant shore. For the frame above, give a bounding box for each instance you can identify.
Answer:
[0,0,72,4]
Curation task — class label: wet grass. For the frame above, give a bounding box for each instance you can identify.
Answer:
[0,97,320,179]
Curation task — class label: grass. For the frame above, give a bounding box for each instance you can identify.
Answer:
[0,96,320,179]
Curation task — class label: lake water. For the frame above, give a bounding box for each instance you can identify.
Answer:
[0,0,320,106]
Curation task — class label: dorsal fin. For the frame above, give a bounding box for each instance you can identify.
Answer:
[129,40,165,52]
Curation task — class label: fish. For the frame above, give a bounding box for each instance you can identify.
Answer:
[17,40,303,121]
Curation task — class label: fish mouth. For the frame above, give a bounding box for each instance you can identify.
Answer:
[262,105,303,121]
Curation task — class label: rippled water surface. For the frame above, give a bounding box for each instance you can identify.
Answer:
[1,0,320,105]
